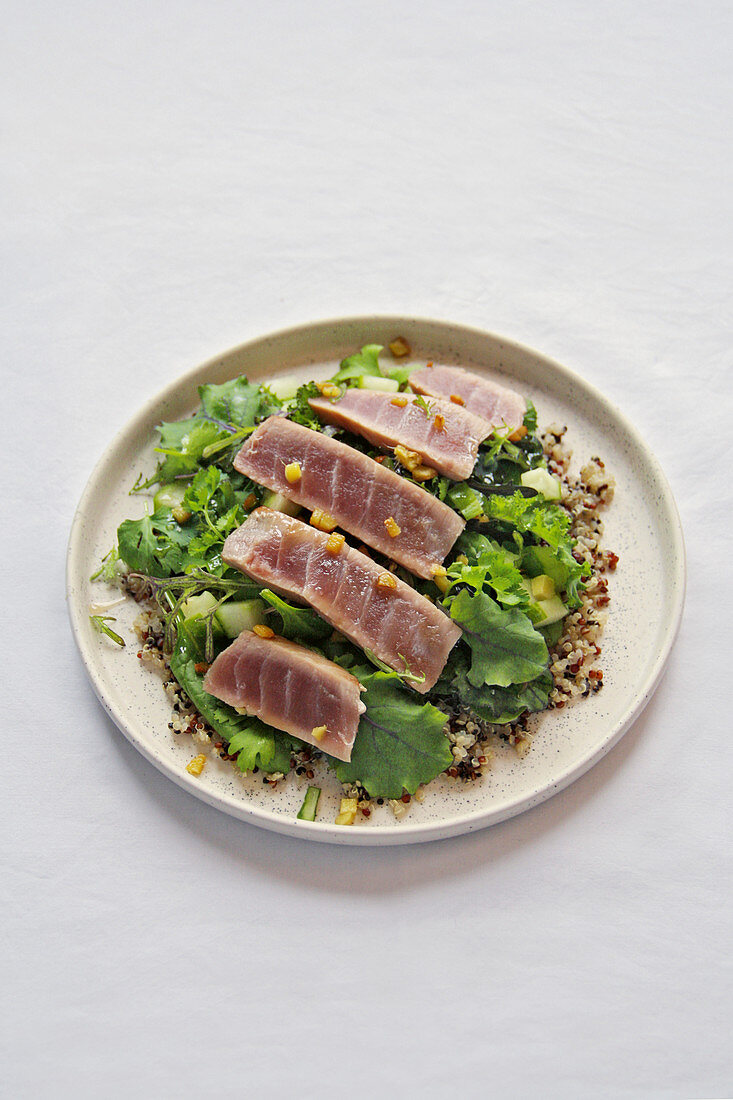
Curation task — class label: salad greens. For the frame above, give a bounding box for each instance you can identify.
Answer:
[99,344,587,807]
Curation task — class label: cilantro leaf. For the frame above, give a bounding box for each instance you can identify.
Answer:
[447,589,549,688]
[333,670,452,798]
[198,376,280,427]
[287,381,324,430]
[153,417,225,482]
[117,510,191,577]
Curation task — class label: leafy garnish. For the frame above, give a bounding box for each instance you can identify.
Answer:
[411,393,434,418]
[451,667,553,725]
[331,344,383,382]
[198,376,281,427]
[287,381,324,430]
[446,588,549,688]
[333,670,452,798]
[90,615,125,647]
[259,589,333,644]
[117,510,191,578]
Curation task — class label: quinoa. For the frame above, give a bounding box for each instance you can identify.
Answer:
[125,422,616,823]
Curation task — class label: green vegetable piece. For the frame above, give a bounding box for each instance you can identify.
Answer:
[452,668,553,725]
[90,615,125,647]
[332,344,383,382]
[117,509,191,577]
[296,786,321,822]
[215,599,266,638]
[259,589,332,644]
[198,376,280,427]
[447,589,549,688]
[333,671,452,798]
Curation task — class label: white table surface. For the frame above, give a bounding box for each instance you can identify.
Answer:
[3,3,731,1097]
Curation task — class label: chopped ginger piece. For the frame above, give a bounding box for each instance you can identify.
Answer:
[311,725,327,742]
[412,465,437,482]
[394,444,422,471]
[310,509,338,532]
[316,381,341,399]
[253,624,275,639]
[430,565,450,594]
[449,393,465,406]
[284,461,302,483]
[384,516,401,538]
[376,572,397,591]
[390,395,408,408]
[508,425,528,442]
[389,337,411,358]
[186,754,206,777]
[530,574,555,600]
[325,532,345,554]
[433,412,446,432]
[335,797,358,825]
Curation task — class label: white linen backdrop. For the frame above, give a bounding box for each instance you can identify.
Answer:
[2,2,731,1097]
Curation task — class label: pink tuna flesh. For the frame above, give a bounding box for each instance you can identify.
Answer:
[203,629,365,762]
[233,416,464,580]
[222,508,462,693]
[409,364,526,431]
[308,388,492,481]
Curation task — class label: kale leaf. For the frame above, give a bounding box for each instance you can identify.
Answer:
[333,670,452,798]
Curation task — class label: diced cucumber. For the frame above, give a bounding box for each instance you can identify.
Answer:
[520,467,561,500]
[215,599,267,639]
[357,375,400,392]
[268,375,300,401]
[181,591,219,620]
[296,786,321,822]
[261,490,301,516]
[535,594,568,626]
[530,574,556,601]
[154,483,187,510]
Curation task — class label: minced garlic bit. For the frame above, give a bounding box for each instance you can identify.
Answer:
[325,532,345,554]
[284,461,302,483]
[310,509,338,532]
[449,393,465,406]
[186,754,206,777]
[389,337,411,358]
[508,425,528,442]
[394,444,422,471]
[384,516,401,538]
[412,465,437,482]
[311,725,327,742]
[433,412,446,432]
[316,381,341,399]
[376,572,397,591]
[253,624,275,639]
[390,395,408,408]
[335,797,358,825]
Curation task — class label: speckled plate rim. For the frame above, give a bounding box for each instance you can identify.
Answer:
[67,315,686,845]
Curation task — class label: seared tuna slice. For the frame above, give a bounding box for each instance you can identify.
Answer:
[409,364,526,431]
[233,417,464,579]
[203,629,365,762]
[308,388,492,481]
[222,508,462,693]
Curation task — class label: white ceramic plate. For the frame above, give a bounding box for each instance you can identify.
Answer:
[67,316,685,845]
